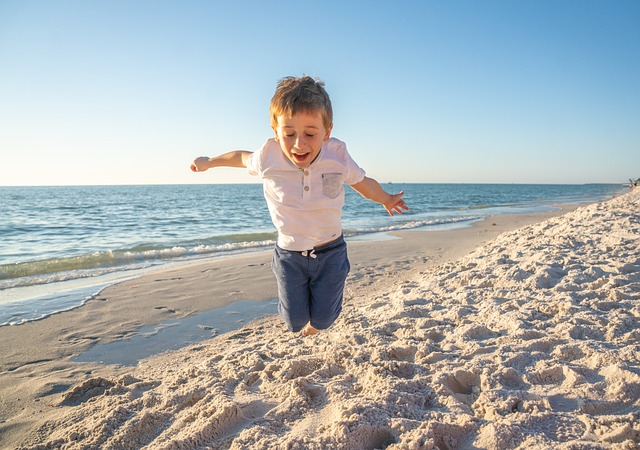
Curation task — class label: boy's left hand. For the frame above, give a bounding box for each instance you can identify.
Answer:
[384,191,409,216]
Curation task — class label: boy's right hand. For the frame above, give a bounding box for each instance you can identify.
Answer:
[190,157,211,172]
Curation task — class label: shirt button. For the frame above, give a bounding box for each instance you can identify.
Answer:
[304,171,309,176]
[304,186,310,191]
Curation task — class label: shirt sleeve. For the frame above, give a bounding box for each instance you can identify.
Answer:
[247,138,281,177]
[342,145,366,185]
[246,141,266,177]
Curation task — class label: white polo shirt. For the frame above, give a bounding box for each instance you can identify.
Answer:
[247,137,366,251]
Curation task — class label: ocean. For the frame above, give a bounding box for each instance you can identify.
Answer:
[0,183,624,327]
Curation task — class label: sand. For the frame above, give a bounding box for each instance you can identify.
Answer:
[2,191,639,449]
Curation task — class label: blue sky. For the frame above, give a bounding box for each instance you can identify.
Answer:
[1,0,638,186]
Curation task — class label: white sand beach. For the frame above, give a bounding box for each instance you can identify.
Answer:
[3,190,639,449]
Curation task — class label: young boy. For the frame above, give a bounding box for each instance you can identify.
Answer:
[191,76,407,336]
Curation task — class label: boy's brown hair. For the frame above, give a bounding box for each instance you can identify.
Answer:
[270,76,333,129]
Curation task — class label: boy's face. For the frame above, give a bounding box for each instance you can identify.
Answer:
[273,110,332,169]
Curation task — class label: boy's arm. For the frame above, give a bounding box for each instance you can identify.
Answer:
[190,151,253,172]
[350,176,409,216]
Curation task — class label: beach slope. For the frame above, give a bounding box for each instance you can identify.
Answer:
[16,190,640,449]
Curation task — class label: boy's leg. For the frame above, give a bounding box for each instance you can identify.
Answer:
[272,245,311,332]
[308,241,350,330]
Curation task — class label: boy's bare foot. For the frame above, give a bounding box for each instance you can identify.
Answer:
[301,323,320,336]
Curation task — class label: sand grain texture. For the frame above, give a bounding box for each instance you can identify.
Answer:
[14,190,640,449]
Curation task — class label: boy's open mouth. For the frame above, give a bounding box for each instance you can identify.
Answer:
[292,152,310,163]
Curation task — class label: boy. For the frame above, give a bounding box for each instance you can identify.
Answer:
[191,76,407,336]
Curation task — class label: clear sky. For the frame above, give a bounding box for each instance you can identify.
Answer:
[1,0,638,186]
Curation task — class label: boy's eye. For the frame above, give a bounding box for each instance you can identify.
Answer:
[281,132,316,138]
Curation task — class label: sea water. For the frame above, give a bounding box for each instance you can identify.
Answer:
[0,183,624,326]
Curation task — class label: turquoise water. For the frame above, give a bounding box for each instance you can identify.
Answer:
[0,183,624,325]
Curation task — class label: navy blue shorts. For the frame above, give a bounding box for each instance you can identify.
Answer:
[271,235,350,332]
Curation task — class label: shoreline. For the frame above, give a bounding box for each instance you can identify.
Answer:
[2,184,624,313]
[1,199,596,325]
[3,198,636,448]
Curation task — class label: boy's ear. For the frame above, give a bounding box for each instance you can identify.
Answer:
[272,126,279,142]
[324,123,333,141]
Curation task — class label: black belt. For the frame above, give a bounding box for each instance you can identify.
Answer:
[281,234,345,258]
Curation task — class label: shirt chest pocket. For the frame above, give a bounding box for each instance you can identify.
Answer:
[322,173,344,199]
